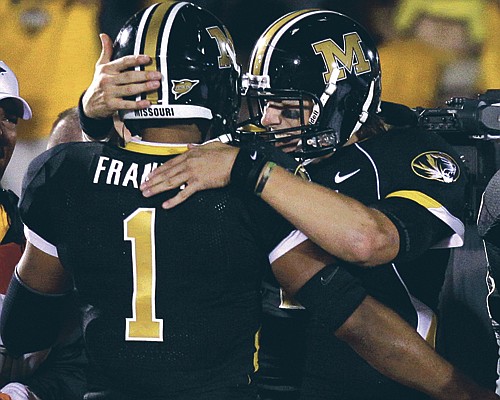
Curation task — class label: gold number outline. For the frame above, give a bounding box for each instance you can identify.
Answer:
[124,208,164,341]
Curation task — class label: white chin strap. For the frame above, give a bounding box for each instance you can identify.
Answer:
[309,65,340,126]
[349,80,376,138]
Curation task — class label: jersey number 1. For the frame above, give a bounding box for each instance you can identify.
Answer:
[124,208,164,341]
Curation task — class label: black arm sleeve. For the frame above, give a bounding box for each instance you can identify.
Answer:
[230,141,305,192]
[294,264,367,333]
[0,273,71,357]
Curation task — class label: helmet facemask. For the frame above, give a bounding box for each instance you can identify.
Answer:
[238,72,341,159]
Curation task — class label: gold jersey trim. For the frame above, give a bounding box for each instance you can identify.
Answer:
[0,205,10,242]
[122,140,188,155]
[386,190,442,209]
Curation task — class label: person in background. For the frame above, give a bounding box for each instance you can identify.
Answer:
[0,60,29,269]
[47,106,128,151]
[0,0,100,195]
[377,0,488,107]
[45,107,82,150]
[478,169,500,396]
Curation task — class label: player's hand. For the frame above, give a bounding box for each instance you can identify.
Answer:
[141,141,239,209]
[0,394,11,400]
[81,33,162,119]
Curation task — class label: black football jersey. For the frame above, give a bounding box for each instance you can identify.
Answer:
[19,140,292,399]
[306,127,466,329]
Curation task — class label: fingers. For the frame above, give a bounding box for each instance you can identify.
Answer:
[83,38,162,119]
[97,33,113,66]
[140,143,237,208]
[162,185,198,209]
[98,55,161,101]
[141,163,189,197]
[96,32,161,85]
[141,159,198,209]
[112,68,161,84]
[111,79,160,99]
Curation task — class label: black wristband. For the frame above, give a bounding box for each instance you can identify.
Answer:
[230,142,301,192]
[78,92,114,140]
[230,146,269,192]
[294,263,367,333]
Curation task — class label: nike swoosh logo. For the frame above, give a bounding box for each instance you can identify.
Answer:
[250,151,258,161]
[334,169,360,184]
[320,266,340,286]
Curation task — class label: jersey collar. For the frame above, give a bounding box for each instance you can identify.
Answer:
[121,137,189,155]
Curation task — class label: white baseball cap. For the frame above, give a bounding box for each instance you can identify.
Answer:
[0,61,32,120]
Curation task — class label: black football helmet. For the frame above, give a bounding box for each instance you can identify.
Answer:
[239,9,382,158]
[113,1,240,140]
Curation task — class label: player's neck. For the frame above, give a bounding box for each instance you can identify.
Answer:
[141,125,202,144]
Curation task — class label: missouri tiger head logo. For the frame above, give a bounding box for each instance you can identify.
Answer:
[411,151,460,183]
[171,79,199,100]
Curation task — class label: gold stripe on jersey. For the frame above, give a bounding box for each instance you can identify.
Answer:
[386,190,465,247]
[386,190,442,209]
[250,9,317,75]
[254,328,260,373]
[426,313,438,348]
[143,2,173,104]
[0,205,9,242]
[123,140,188,155]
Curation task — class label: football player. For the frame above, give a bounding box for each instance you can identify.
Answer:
[137,8,499,400]
[0,2,301,399]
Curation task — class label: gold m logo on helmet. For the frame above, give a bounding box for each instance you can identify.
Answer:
[171,79,199,100]
[312,32,371,83]
[206,26,235,69]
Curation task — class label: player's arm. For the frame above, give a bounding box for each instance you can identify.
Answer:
[261,165,399,266]
[337,294,499,400]
[0,242,73,357]
[273,242,500,400]
[141,141,399,266]
[79,33,161,140]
